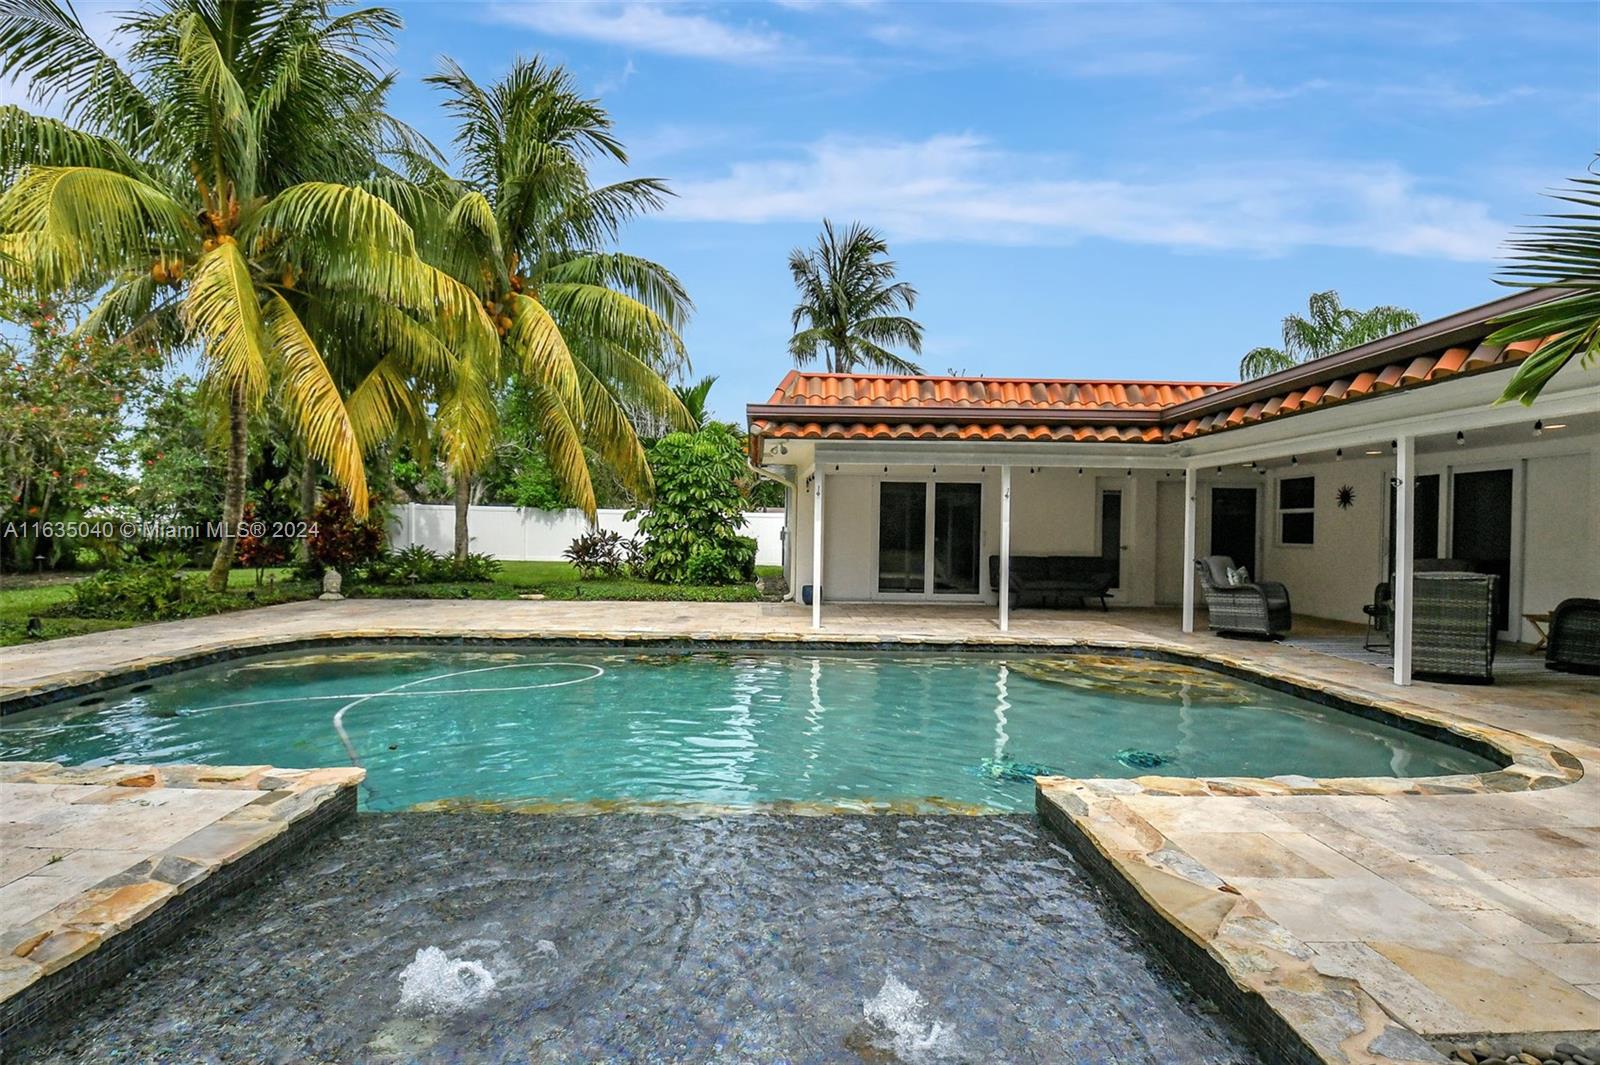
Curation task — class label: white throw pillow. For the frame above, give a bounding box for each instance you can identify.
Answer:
[1226,566,1251,586]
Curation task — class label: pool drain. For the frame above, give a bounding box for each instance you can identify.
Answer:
[1116,749,1171,770]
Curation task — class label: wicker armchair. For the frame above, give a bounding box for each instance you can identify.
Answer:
[1195,556,1292,637]
[1412,572,1497,683]
[1547,598,1600,675]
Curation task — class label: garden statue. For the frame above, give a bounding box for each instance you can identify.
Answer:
[319,568,345,601]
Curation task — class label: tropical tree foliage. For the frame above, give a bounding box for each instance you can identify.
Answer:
[633,424,754,585]
[0,0,473,587]
[1239,290,1419,379]
[1490,162,1600,405]
[788,219,924,374]
[673,374,720,430]
[0,294,160,568]
[397,58,692,558]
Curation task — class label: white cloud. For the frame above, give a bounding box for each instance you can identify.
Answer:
[592,58,637,97]
[664,134,1512,261]
[485,2,785,63]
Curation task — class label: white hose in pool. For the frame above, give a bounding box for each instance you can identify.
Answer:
[329,662,605,767]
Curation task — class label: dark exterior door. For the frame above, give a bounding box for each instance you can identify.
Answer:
[931,483,982,594]
[1387,473,1441,575]
[1451,469,1513,632]
[1099,490,1122,588]
[1209,487,1258,577]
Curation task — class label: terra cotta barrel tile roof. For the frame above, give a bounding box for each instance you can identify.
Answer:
[748,334,1554,448]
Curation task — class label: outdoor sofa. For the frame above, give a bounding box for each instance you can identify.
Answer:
[1546,597,1600,675]
[987,555,1116,610]
[1195,555,1292,638]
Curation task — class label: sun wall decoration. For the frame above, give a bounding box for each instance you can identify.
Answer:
[1336,485,1356,509]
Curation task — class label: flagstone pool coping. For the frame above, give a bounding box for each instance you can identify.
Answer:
[0,605,1593,1062]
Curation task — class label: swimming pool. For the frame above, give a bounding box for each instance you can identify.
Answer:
[0,648,1495,812]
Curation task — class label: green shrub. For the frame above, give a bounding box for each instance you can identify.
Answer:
[362,544,443,584]
[563,530,639,579]
[450,551,502,582]
[298,492,385,579]
[361,545,500,585]
[633,425,751,584]
[684,544,727,584]
[69,560,225,620]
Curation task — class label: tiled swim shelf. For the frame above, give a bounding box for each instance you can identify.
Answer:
[0,761,363,1047]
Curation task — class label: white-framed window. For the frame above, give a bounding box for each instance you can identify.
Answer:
[1277,476,1315,545]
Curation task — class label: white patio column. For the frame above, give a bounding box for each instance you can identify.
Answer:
[999,465,1012,632]
[811,468,824,630]
[1393,435,1415,685]
[1181,465,1197,634]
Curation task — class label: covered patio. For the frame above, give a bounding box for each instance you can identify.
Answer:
[749,291,1600,687]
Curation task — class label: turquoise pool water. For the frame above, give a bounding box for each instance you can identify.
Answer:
[0,649,1495,812]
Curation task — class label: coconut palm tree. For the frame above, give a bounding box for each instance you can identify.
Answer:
[0,0,475,588]
[1239,290,1419,379]
[412,58,692,560]
[788,219,924,374]
[1490,162,1600,405]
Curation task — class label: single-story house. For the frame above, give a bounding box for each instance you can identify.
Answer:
[746,290,1600,686]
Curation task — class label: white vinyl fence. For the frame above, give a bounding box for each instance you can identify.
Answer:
[388,503,787,567]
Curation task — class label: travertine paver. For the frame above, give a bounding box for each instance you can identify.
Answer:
[3,599,1598,1062]
[0,762,363,1037]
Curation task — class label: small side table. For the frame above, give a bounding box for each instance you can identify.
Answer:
[1523,612,1552,655]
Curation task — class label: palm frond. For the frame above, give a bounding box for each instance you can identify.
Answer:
[505,291,582,417]
[0,164,192,288]
[262,291,367,514]
[1491,168,1600,404]
[0,105,148,180]
[521,380,597,518]
[0,0,155,146]
[183,237,270,406]
[574,356,653,497]
[346,354,427,450]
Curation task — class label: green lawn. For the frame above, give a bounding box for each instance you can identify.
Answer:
[0,566,315,647]
[0,561,784,646]
[0,579,129,645]
[350,560,779,603]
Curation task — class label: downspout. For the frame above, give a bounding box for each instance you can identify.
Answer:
[747,461,797,592]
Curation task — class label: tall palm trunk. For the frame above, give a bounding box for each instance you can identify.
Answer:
[297,454,318,562]
[207,382,249,591]
[453,471,471,562]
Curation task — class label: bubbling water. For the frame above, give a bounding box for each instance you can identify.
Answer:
[861,974,960,1062]
[396,946,497,1014]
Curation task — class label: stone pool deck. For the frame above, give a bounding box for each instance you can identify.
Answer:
[1,598,1597,1062]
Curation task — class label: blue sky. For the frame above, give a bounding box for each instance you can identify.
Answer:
[89,3,1600,416]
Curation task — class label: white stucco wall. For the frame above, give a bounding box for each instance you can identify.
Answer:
[781,426,1598,640]
[1258,455,1393,624]
[1522,447,1600,633]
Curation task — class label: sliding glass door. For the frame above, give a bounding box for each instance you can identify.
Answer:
[878,481,983,597]
[877,482,926,593]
